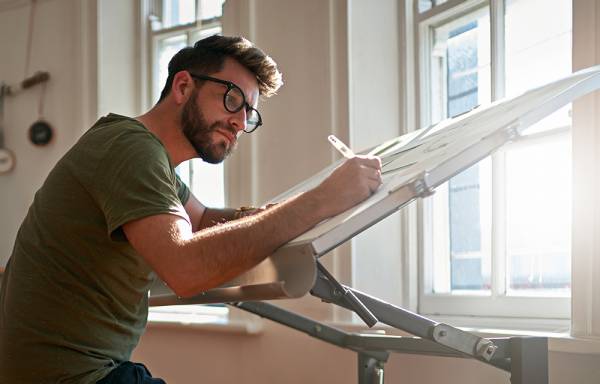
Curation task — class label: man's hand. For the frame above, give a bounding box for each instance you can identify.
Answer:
[233,203,278,219]
[312,155,382,218]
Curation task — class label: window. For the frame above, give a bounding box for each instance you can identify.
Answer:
[417,0,572,321]
[149,0,226,208]
[418,0,450,14]
[145,0,228,324]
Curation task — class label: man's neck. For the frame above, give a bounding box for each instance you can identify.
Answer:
[136,103,196,166]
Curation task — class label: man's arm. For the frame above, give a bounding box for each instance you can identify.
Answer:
[123,156,381,298]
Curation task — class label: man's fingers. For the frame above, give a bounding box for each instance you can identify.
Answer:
[364,168,382,193]
[361,162,381,179]
[366,170,382,183]
[354,155,382,170]
[367,178,382,193]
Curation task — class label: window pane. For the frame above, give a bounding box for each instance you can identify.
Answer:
[429,8,492,292]
[156,34,187,103]
[418,0,433,13]
[162,0,196,29]
[505,0,572,135]
[505,137,571,296]
[503,0,572,297]
[176,159,225,209]
[446,21,483,117]
[199,0,225,20]
[418,0,449,13]
[449,162,491,290]
[190,159,225,208]
[190,26,222,44]
[430,8,491,124]
[431,158,492,293]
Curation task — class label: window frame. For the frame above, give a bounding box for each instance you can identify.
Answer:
[414,0,571,321]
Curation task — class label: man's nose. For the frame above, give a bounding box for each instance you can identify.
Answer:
[228,107,247,135]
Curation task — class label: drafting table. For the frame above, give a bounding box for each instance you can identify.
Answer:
[150,65,600,384]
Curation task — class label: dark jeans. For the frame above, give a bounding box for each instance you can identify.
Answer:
[97,362,166,384]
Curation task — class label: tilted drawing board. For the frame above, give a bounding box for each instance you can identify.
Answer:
[149,65,600,305]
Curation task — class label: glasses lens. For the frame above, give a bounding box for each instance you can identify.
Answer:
[245,109,261,132]
[224,87,244,112]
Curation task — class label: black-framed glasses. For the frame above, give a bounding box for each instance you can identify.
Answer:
[189,73,262,133]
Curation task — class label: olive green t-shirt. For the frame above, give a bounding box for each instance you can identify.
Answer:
[0,114,191,383]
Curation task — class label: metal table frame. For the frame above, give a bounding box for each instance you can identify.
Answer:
[231,263,548,384]
[154,261,549,384]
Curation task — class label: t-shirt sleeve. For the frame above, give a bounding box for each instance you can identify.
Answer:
[176,174,191,206]
[90,131,190,240]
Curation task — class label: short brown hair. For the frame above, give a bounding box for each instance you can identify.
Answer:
[158,35,283,103]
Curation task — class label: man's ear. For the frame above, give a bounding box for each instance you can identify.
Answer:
[171,71,194,105]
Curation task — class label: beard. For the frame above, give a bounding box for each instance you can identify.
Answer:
[181,90,238,164]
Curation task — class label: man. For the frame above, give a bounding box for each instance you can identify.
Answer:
[0,36,381,383]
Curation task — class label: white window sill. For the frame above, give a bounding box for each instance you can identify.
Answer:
[147,305,263,335]
[146,317,263,334]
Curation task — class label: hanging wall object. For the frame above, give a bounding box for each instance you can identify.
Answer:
[0,70,52,173]
[0,0,53,174]
[0,84,15,175]
[28,120,52,146]
[22,71,53,146]
[0,148,15,174]
[22,0,53,148]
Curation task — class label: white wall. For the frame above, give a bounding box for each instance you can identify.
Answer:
[1,0,599,383]
[97,0,140,117]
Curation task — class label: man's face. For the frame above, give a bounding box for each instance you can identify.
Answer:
[180,59,260,164]
[181,88,236,164]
